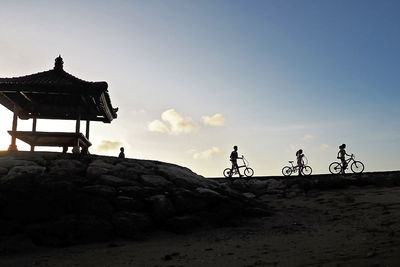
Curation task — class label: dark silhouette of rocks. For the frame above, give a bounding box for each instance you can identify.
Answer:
[0,152,268,246]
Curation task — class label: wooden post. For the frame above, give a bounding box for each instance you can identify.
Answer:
[75,114,81,134]
[30,118,37,152]
[8,105,18,151]
[72,114,81,154]
[86,120,90,139]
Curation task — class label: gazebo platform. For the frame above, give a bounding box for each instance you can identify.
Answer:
[7,131,91,152]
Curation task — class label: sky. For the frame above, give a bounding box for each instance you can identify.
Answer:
[0,0,399,177]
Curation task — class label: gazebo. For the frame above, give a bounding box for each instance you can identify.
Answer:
[0,56,118,154]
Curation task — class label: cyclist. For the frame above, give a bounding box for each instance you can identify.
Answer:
[337,144,351,174]
[296,149,304,176]
[229,145,243,178]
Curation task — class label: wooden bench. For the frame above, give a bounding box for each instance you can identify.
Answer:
[8,131,92,154]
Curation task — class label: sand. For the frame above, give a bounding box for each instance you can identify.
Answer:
[1,185,399,267]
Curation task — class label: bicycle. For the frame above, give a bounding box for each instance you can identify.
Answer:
[223,155,254,178]
[329,154,364,174]
[282,159,312,176]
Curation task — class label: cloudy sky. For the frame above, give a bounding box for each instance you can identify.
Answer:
[1,0,399,177]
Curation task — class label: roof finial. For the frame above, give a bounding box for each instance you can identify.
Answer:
[54,55,64,71]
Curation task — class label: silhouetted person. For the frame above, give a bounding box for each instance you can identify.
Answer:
[296,149,304,176]
[118,147,125,159]
[337,144,351,174]
[229,145,242,178]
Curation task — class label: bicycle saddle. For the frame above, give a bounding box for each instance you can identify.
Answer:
[288,161,294,163]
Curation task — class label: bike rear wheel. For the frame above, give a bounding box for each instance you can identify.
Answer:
[282,166,292,176]
[223,168,232,178]
[302,166,312,176]
[329,162,342,174]
[351,161,364,173]
[244,167,254,177]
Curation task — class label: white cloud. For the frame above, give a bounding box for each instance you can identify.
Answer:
[148,119,169,134]
[148,109,197,135]
[193,147,222,159]
[201,113,225,126]
[303,134,315,141]
[321,143,330,150]
[96,140,123,153]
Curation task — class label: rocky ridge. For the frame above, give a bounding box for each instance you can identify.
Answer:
[0,152,269,246]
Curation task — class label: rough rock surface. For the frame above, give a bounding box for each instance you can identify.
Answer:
[0,152,267,246]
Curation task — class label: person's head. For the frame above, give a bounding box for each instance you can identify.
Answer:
[120,147,124,152]
[299,149,303,154]
[339,144,346,149]
[233,145,238,151]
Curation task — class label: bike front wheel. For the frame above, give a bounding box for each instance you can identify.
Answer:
[351,161,364,173]
[302,166,312,176]
[244,168,254,177]
[223,168,232,178]
[282,166,292,176]
[329,162,342,174]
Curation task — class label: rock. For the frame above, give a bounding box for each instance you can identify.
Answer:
[48,159,85,175]
[82,185,116,198]
[230,179,249,191]
[149,195,175,221]
[115,196,146,211]
[27,215,114,246]
[171,188,208,213]
[97,175,138,187]
[90,159,114,169]
[0,159,38,170]
[111,165,141,181]
[112,211,153,238]
[1,191,66,223]
[141,174,172,188]
[265,179,286,190]
[243,192,256,199]
[0,166,46,190]
[86,166,109,178]
[196,187,224,202]
[0,167,8,176]
[157,165,210,189]
[68,194,114,219]
[248,180,270,195]
[117,186,161,199]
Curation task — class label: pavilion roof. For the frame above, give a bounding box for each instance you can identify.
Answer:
[0,56,118,123]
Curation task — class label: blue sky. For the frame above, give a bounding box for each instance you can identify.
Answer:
[0,0,399,176]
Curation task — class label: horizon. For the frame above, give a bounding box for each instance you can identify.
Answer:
[1,0,399,177]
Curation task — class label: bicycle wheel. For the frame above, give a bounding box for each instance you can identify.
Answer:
[302,166,312,176]
[244,167,254,177]
[351,161,364,173]
[329,162,342,174]
[223,168,232,178]
[282,166,292,176]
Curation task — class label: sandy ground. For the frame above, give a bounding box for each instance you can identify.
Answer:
[1,186,400,267]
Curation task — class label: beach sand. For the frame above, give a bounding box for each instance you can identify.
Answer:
[1,185,399,267]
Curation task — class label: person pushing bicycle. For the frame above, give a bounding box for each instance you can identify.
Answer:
[296,149,304,176]
[337,144,351,174]
[229,145,243,178]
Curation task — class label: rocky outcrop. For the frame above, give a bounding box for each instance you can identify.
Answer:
[0,152,268,246]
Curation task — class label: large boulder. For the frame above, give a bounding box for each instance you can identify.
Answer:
[141,174,172,188]
[48,159,85,176]
[149,194,175,222]
[97,174,138,187]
